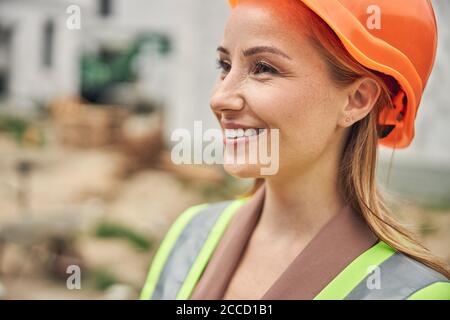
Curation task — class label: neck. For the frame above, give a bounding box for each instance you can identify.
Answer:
[256,157,346,242]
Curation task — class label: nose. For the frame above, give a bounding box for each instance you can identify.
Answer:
[210,76,245,114]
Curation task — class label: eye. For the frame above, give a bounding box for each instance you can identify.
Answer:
[252,61,278,75]
[216,58,231,74]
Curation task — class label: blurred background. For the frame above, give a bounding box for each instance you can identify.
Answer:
[0,0,448,299]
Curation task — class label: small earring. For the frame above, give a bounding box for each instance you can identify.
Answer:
[345,117,351,123]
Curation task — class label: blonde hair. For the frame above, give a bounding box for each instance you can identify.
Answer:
[241,0,450,278]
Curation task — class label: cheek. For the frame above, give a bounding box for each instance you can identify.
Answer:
[249,81,342,160]
[295,90,338,142]
[255,82,337,131]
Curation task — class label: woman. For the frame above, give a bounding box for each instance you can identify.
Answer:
[141,0,450,300]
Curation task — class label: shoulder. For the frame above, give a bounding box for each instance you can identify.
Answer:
[347,250,450,300]
[387,253,450,300]
[140,199,245,300]
[155,199,245,258]
[172,200,238,231]
[169,198,247,237]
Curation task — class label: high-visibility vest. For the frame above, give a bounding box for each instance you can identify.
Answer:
[140,199,450,300]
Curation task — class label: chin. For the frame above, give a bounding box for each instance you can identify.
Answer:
[223,163,263,179]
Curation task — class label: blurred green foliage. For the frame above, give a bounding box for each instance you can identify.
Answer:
[81,33,171,103]
[0,114,28,143]
[92,268,120,291]
[0,114,46,146]
[95,221,152,251]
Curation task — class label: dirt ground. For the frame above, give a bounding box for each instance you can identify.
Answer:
[0,129,207,299]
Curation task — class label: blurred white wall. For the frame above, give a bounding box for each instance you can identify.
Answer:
[0,0,80,106]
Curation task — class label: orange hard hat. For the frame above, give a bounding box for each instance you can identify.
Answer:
[227,0,438,149]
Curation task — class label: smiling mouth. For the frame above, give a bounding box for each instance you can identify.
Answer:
[223,128,267,144]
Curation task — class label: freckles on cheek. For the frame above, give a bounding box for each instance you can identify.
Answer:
[249,79,329,139]
[248,88,284,122]
[278,92,327,145]
[277,90,315,126]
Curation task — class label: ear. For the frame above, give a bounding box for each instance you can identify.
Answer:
[338,77,381,128]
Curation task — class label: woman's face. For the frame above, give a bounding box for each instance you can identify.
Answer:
[210,1,350,179]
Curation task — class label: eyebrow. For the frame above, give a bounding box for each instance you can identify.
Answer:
[216,45,292,60]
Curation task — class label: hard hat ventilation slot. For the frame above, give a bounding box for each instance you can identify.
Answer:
[377,124,395,139]
[397,94,408,121]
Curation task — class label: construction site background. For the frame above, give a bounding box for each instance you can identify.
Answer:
[0,0,449,299]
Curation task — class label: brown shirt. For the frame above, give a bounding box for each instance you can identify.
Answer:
[190,185,379,300]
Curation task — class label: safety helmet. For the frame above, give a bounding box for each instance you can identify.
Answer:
[227,0,438,149]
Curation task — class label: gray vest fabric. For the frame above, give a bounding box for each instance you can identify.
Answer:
[345,252,448,300]
[151,200,232,300]
[150,201,448,300]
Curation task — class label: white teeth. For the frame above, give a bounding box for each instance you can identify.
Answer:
[225,128,264,139]
[225,129,235,138]
[236,128,245,138]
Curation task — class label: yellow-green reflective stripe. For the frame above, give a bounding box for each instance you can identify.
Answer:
[176,199,247,300]
[407,282,450,300]
[314,241,396,300]
[139,204,207,300]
